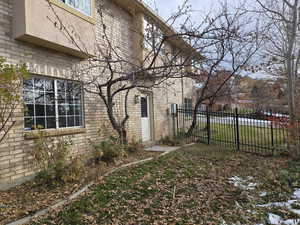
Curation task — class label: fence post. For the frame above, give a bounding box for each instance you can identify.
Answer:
[235,108,240,151]
[171,104,178,138]
[206,106,211,145]
[270,109,275,155]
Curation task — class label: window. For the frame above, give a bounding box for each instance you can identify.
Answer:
[23,77,84,130]
[184,98,193,111]
[141,97,148,118]
[59,0,91,16]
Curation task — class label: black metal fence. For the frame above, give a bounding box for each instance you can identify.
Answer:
[174,107,296,156]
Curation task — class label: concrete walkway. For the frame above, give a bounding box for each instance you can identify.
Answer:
[144,145,181,152]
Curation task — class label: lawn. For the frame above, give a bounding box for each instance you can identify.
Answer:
[31,144,300,225]
[178,118,287,154]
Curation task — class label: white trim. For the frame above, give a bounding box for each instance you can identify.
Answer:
[54,80,59,129]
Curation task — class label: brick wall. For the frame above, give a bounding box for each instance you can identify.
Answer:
[0,0,195,190]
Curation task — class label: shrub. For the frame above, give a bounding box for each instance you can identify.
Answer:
[0,57,29,144]
[90,137,124,164]
[31,130,81,184]
[124,139,144,154]
[269,116,300,158]
[63,156,86,183]
[160,136,181,146]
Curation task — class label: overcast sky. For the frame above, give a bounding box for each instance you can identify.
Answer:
[142,0,269,80]
[142,0,243,25]
[143,0,216,19]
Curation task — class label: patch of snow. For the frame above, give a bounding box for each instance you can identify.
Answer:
[254,187,300,224]
[258,200,297,208]
[268,213,282,224]
[267,213,300,225]
[291,208,300,215]
[228,176,258,190]
[283,219,300,225]
[259,191,267,197]
[220,219,228,225]
[196,115,272,128]
[292,189,300,199]
[259,199,300,216]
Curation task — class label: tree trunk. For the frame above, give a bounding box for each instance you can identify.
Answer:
[186,99,203,137]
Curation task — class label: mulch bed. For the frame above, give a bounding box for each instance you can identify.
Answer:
[0,150,160,225]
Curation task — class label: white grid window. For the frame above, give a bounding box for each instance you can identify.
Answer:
[23,77,84,130]
[59,0,92,16]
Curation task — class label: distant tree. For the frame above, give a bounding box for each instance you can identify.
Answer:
[250,81,272,112]
[195,70,234,110]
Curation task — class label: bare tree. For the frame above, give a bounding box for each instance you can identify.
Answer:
[46,0,196,143]
[175,2,263,136]
[254,0,300,125]
[46,0,262,141]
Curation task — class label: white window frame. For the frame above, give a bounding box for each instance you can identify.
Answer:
[23,76,85,130]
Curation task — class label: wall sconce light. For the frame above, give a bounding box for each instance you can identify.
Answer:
[134,95,140,104]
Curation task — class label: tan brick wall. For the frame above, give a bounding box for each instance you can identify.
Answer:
[0,0,195,189]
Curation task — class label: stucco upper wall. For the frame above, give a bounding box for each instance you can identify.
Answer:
[13,0,97,58]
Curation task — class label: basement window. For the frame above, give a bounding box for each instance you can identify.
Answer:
[23,77,84,130]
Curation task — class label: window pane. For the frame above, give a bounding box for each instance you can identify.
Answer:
[75,116,82,126]
[35,105,45,117]
[57,80,65,92]
[66,0,75,7]
[36,118,45,129]
[67,116,75,127]
[24,104,34,117]
[45,93,55,104]
[74,84,82,103]
[141,97,148,118]
[58,105,66,116]
[24,117,34,130]
[45,79,54,92]
[59,116,67,128]
[66,105,74,116]
[24,79,33,90]
[75,105,82,116]
[34,78,44,91]
[57,93,66,104]
[23,90,34,103]
[66,0,91,15]
[66,82,73,104]
[46,105,56,117]
[35,92,45,104]
[66,82,73,92]
[67,93,74,104]
[46,117,56,129]
[82,0,91,15]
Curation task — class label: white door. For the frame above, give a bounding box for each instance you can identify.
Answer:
[141,95,151,142]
